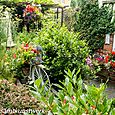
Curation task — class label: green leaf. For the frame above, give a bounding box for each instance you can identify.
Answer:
[49,94,54,105]
[76,68,81,76]
[62,104,69,112]
[110,108,115,115]
[79,97,87,109]
[68,110,75,115]
[67,82,73,95]
[58,91,64,101]
[30,90,41,98]
[54,98,62,107]
[52,105,58,113]
[58,107,65,115]
[65,77,69,86]
[35,79,42,88]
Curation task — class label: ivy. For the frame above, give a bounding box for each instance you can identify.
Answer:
[74,1,115,53]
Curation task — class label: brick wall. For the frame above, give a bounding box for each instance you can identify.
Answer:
[103,34,114,53]
[97,33,114,55]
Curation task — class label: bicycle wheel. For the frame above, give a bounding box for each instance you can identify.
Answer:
[31,64,50,90]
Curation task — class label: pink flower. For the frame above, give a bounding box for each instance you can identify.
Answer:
[86,57,93,67]
[95,57,103,61]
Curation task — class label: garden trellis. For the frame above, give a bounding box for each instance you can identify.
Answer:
[0,10,15,48]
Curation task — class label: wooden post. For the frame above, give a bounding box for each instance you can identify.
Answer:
[61,7,64,26]
[113,33,115,51]
[57,7,59,19]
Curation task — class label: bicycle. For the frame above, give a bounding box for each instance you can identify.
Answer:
[19,45,51,91]
[29,56,50,91]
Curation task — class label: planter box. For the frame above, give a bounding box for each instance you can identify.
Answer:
[96,68,115,82]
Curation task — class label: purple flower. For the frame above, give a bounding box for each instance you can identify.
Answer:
[86,57,93,67]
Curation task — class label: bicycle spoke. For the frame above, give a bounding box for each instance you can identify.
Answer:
[31,64,51,91]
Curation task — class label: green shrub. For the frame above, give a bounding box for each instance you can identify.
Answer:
[33,21,90,81]
[29,69,115,115]
[0,43,36,80]
[74,1,115,53]
[0,48,15,80]
[63,8,76,31]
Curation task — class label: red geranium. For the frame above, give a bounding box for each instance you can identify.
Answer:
[105,54,109,63]
[112,51,115,55]
[26,4,35,13]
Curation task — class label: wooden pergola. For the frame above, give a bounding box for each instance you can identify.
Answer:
[102,0,115,9]
[0,1,69,26]
[102,0,115,4]
[41,4,69,26]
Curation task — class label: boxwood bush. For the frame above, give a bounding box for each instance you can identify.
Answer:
[33,21,90,82]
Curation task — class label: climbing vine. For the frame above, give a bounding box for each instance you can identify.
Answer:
[74,1,115,53]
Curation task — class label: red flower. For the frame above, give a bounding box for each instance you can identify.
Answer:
[13,54,16,59]
[112,51,115,55]
[26,43,29,47]
[26,5,34,13]
[71,96,75,101]
[23,43,29,51]
[105,55,109,63]
[110,61,115,67]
